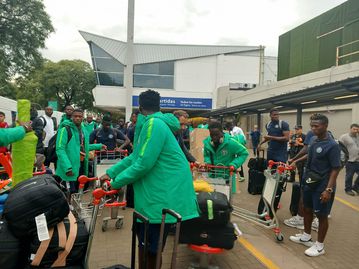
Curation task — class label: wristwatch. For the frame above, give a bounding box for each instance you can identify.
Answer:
[325,187,334,193]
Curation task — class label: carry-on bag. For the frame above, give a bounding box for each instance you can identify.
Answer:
[3,174,69,238]
[28,213,89,268]
[196,191,232,226]
[247,150,267,195]
[289,182,301,216]
[0,219,23,269]
[156,209,182,269]
[179,220,237,250]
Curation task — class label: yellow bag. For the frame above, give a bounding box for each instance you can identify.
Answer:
[193,179,214,192]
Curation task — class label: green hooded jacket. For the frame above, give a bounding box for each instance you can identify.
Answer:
[106,112,199,224]
[59,114,71,129]
[0,126,25,146]
[204,133,249,193]
[55,121,102,181]
[82,121,98,137]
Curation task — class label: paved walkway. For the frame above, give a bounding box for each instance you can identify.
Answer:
[88,154,359,269]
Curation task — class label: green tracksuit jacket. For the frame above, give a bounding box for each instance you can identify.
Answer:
[0,126,26,146]
[203,133,249,192]
[55,121,102,181]
[106,112,199,224]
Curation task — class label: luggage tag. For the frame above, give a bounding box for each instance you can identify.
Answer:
[35,213,50,241]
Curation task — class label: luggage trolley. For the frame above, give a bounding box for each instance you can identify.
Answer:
[93,150,128,232]
[190,164,241,269]
[232,160,294,241]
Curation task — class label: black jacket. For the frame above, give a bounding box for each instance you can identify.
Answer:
[174,130,196,163]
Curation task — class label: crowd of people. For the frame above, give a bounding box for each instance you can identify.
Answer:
[1,89,358,265]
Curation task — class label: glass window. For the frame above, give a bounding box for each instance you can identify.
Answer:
[159,61,174,75]
[91,43,112,58]
[134,62,159,74]
[134,61,174,75]
[133,74,173,89]
[94,58,124,73]
[97,72,124,86]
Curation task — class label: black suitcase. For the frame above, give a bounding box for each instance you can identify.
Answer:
[247,150,267,172]
[247,169,266,195]
[179,220,237,250]
[197,191,232,226]
[289,182,301,216]
[0,219,24,269]
[3,174,69,238]
[28,216,89,268]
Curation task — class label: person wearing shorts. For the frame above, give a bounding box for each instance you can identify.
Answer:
[290,114,340,257]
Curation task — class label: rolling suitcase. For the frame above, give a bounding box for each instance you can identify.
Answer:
[289,182,301,216]
[179,220,237,250]
[3,174,69,238]
[247,150,267,195]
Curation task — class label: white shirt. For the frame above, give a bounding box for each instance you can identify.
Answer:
[42,115,56,147]
[231,126,245,138]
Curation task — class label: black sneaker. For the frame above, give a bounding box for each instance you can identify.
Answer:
[346,190,356,196]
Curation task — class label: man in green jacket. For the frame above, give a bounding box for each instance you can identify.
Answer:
[204,120,249,193]
[100,90,198,269]
[56,108,104,193]
[82,114,98,136]
[59,105,74,129]
[0,123,32,146]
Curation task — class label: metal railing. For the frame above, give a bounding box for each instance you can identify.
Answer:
[336,39,359,66]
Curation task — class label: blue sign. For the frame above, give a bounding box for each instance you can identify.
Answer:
[132,96,212,110]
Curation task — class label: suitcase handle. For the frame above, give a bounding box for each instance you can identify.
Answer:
[162,208,182,222]
[131,211,149,269]
[156,209,182,269]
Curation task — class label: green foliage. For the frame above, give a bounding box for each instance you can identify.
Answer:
[17,60,96,110]
[0,0,54,79]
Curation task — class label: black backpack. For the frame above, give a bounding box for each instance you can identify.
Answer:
[40,116,58,131]
[336,140,349,168]
[46,126,72,163]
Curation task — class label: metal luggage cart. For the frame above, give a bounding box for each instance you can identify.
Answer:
[191,163,235,202]
[232,160,294,242]
[70,175,99,231]
[190,164,241,269]
[93,150,128,232]
[81,183,121,269]
[89,149,127,177]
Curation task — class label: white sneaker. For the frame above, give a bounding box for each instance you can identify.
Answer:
[311,218,319,232]
[289,233,314,247]
[284,215,304,229]
[305,243,325,257]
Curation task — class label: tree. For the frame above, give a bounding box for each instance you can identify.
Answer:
[0,0,54,97]
[18,60,97,110]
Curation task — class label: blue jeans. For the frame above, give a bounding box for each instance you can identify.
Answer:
[345,162,359,192]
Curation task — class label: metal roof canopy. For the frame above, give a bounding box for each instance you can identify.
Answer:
[206,76,359,117]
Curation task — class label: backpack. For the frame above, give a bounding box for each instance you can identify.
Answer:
[40,116,58,131]
[265,120,284,132]
[336,140,349,168]
[46,125,72,163]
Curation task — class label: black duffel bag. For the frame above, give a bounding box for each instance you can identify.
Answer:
[180,219,237,250]
[3,174,69,238]
[28,213,88,268]
[197,191,232,226]
[0,219,26,269]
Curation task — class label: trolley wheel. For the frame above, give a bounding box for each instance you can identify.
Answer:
[102,220,108,232]
[275,233,284,242]
[115,219,124,229]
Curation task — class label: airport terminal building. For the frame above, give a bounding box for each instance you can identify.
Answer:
[80,31,277,118]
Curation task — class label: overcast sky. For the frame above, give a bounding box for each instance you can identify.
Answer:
[41,0,347,64]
